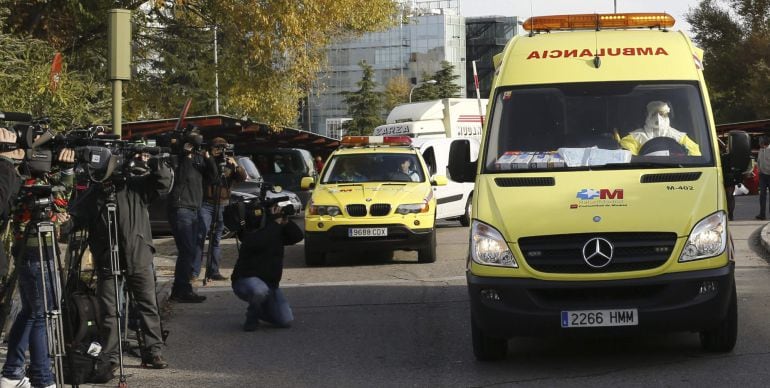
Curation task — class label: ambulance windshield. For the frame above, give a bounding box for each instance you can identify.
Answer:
[484,82,714,172]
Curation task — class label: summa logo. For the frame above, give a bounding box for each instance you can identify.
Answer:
[576,188,624,200]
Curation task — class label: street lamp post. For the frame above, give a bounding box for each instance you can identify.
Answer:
[409,79,437,103]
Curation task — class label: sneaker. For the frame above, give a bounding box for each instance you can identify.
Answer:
[142,354,169,369]
[170,291,206,303]
[0,377,31,388]
[243,315,259,332]
[208,273,227,281]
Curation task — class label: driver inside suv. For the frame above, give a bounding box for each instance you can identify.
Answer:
[619,100,701,156]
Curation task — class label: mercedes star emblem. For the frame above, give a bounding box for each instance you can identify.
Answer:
[582,237,614,268]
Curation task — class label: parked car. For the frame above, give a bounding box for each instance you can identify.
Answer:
[236,146,317,208]
[149,156,302,235]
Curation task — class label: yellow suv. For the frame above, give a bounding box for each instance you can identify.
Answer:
[301,136,447,266]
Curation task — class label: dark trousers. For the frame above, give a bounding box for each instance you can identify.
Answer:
[96,256,164,363]
[759,173,770,217]
[169,207,198,294]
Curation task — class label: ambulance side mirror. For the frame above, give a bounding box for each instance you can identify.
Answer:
[448,139,477,183]
[726,131,751,174]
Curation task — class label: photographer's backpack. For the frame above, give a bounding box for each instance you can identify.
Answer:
[61,239,114,385]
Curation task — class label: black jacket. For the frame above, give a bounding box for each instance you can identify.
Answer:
[168,153,217,210]
[76,160,174,274]
[0,157,20,221]
[231,219,304,288]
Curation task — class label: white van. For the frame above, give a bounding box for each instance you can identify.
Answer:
[412,137,479,226]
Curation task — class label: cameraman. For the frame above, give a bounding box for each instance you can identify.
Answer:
[194,137,246,281]
[168,132,216,303]
[80,151,174,370]
[1,142,74,388]
[231,204,303,331]
[0,127,22,229]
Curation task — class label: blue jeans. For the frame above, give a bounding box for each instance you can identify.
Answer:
[169,207,199,294]
[232,277,293,327]
[195,202,224,277]
[2,249,55,387]
[759,173,770,217]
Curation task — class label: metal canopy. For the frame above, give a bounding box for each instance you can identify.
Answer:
[121,114,340,157]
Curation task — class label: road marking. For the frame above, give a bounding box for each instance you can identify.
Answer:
[190,275,467,293]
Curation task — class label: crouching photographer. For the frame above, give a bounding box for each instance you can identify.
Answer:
[229,196,303,332]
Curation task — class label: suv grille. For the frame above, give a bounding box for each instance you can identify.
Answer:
[519,232,677,273]
[346,204,367,217]
[369,204,391,216]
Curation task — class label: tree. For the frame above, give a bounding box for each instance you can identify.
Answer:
[434,60,463,98]
[341,61,384,136]
[410,61,462,102]
[410,72,439,102]
[0,1,399,127]
[383,75,411,112]
[0,32,110,129]
[687,0,770,122]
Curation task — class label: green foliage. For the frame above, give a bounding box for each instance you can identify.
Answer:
[0,32,110,129]
[342,61,384,136]
[383,75,410,112]
[0,0,399,128]
[687,0,770,122]
[411,61,462,102]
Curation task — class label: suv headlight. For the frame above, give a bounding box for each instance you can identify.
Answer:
[395,203,429,214]
[471,220,517,268]
[308,204,341,216]
[679,211,727,262]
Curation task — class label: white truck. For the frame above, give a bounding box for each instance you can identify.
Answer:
[374,98,487,226]
[373,98,487,139]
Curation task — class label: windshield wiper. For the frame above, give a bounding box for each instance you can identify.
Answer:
[597,162,685,169]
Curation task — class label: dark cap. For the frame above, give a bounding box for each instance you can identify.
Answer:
[212,137,227,145]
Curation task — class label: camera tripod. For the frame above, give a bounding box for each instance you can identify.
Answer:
[0,187,68,388]
[202,158,228,286]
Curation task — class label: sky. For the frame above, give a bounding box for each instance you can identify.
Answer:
[458,0,702,37]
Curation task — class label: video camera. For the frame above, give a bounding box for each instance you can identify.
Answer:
[223,182,295,234]
[74,136,170,184]
[155,124,204,156]
[0,111,104,176]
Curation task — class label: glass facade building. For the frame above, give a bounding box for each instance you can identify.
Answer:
[309,1,466,137]
[465,16,519,99]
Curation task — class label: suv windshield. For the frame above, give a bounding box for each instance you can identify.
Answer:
[237,156,262,181]
[484,82,714,172]
[321,153,425,184]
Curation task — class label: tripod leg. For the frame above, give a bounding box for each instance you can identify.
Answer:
[106,203,128,387]
[37,221,66,388]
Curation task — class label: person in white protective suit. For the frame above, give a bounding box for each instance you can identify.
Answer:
[619,100,701,156]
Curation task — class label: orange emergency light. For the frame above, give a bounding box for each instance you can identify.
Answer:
[522,13,675,32]
[340,136,412,147]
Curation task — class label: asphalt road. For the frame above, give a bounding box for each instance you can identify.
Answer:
[98,195,770,387]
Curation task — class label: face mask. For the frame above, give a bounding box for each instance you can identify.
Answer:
[644,112,670,136]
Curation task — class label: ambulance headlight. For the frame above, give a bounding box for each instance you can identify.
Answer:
[679,212,727,262]
[471,220,517,268]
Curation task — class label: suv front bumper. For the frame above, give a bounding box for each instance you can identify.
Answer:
[305,224,433,252]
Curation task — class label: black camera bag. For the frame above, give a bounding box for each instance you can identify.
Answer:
[62,291,113,384]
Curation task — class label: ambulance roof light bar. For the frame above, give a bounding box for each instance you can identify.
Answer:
[340,136,412,148]
[522,13,675,32]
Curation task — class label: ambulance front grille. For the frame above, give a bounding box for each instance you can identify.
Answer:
[519,232,677,273]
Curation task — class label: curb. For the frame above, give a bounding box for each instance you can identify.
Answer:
[761,222,770,254]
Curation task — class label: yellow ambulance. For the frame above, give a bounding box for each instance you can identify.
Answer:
[301,136,447,266]
[447,13,752,360]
